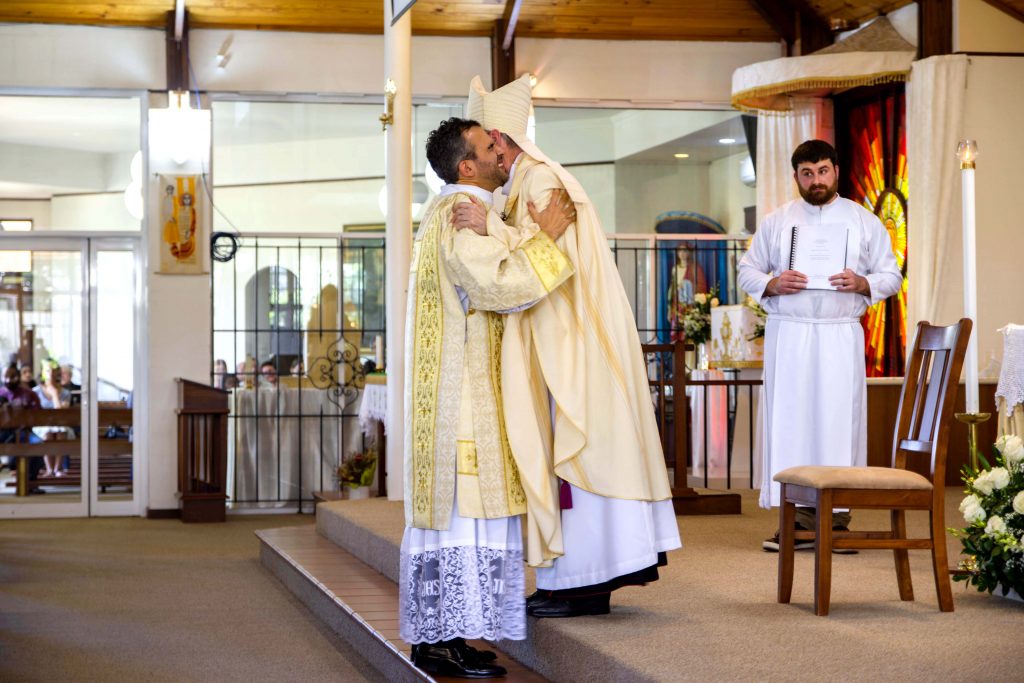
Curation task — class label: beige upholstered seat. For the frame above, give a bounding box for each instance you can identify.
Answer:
[776,319,971,616]
[774,465,932,491]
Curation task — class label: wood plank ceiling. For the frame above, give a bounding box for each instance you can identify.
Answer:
[0,0,919,42]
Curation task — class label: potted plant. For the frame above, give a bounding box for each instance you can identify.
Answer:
[673,285,719,369]
[952,434,1024,601]
[337,449,377,500]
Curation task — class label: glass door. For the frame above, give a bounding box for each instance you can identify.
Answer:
[0,238,89,518]
[0,236,141,517]
[89,239,140,516]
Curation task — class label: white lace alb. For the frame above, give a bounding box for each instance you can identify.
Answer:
[399,544,525,644]
[996,325,1024,414]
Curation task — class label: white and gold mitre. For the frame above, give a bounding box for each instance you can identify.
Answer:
[466,74,588,205]
[467,74,532,139]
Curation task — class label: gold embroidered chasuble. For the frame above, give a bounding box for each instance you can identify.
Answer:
[498,155,675,568]
[403,190,574,531]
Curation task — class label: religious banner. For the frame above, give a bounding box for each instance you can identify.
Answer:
[158,174,206,274]
[838,87,908,377]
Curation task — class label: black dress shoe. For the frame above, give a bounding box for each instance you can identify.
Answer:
[411,642,507,678]
[526,589,551,609]
[451,637,498,663]
[527,592,611,618]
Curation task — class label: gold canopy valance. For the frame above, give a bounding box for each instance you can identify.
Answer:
[731,16,916,113]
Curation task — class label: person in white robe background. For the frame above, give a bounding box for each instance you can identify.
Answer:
[738,139,902,552]
[454,75,682,619]
[401,117,575,678]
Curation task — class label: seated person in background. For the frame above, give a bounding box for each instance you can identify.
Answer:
[34,364,71,477]
[213,358,238,390]
[259,361,278,387]
[60,364,82,405]
[0,366,44,482]
[289,358,304,377]
[20,364,37,391]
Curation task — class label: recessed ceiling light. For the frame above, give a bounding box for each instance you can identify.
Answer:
[673,153,690,159]
[718,137,736,144]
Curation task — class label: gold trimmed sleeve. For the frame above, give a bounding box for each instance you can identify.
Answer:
[521,231,573,293]
[446,215,574,313]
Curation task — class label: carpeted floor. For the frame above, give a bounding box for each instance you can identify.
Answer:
[321,489,1024,682]
[0,514,385,683]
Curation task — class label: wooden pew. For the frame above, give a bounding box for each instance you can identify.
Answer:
[1,406,133,496]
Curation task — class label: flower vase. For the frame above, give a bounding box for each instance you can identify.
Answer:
[696,342,710,371]
[347,485,371,500]
[995,585,1023,603]
[749,336,764,361]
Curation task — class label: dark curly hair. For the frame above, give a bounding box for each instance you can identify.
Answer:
[791,139,837,171]
[425,117,480,185]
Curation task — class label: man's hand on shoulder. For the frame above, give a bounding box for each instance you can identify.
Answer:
[765,270,808,296]
[529,188,576,241]
[452,195,489,236]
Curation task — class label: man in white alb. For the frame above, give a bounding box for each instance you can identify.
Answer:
[454,75,682,618]
[401,117,575,677]
[738,139,902,551]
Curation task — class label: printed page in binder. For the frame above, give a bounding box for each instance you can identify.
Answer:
[789,224,849,290]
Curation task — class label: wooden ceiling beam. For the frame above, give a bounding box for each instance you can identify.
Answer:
[747,0,796,53]
[792,0,833,55]
[918,0,953,57]
[165,8,189,93]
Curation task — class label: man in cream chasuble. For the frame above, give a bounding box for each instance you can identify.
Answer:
[456,75,682,619]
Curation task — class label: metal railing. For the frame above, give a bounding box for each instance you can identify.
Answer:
[211,232,759,508]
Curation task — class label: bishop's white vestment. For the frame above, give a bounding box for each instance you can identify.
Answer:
[400,184,573,644]
[738,195,902,508]
[495,155,682,589]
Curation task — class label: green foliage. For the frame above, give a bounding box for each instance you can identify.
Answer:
[952,435,1024,596]
[673,285,720,345]
[337,449,377,490]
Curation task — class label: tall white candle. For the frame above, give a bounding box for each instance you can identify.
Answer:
[959,140,980,413]
[374,334,384,371]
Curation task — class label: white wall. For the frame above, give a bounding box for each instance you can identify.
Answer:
[518,38,781,107]
[50,194,138,231]
[0,24,164,89]
[214,177,385,231]
[566,163,616,232]
[145,92,213,511]
[0,199,50,228]
[708,152,755,234]
[615,162,707,233]
[955,0,1024,53]
[929,57,1024,372]
[190,31,493,97]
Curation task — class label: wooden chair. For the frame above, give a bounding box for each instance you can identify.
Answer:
[775,319,971,616]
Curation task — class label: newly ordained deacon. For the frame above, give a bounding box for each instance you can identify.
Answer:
[737,139,902,551]
[456,75,681,619]
[401,117,575,678]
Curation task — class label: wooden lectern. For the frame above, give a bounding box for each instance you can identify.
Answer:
[643,341,742,515]
[176,379,230,522]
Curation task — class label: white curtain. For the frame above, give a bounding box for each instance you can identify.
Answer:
[906,55,968,336]
[755,97,834,226]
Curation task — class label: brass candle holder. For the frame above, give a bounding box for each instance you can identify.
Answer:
[955,411,991,471]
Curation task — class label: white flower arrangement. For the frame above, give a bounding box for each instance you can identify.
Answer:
[953,434,1024,596]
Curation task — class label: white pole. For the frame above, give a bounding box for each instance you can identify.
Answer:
[960,157,979,413]
[384,1,411,500]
